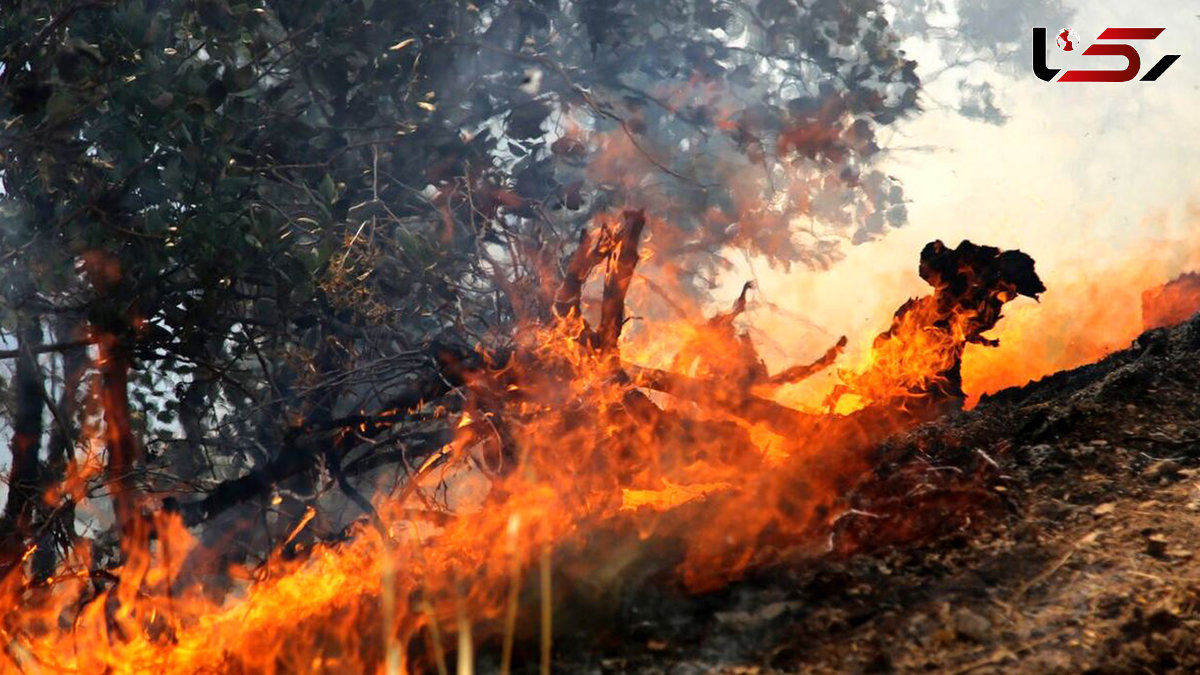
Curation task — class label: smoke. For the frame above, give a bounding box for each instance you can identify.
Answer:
[726,0,1200,406]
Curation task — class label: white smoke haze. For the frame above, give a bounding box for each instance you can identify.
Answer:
[726,0,1200,404]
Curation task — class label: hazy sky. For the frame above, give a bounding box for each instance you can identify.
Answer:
[731,0,1200,399]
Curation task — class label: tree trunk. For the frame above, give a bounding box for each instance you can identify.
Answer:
[98,341,144,559]
[32,315,88,579]
[0,305,45,576]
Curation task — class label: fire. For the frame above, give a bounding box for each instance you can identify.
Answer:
[961,240,1200,405]
[1143,272,1200,332]
[829,240,1044,412]
[2,213,1192,674]
[620,478,733,512]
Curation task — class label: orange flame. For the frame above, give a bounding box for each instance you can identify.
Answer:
[3,225,1195,674]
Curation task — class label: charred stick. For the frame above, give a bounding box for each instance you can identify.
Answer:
[0,312,45,573]
[166,344,479,526]
[707,280,754,328]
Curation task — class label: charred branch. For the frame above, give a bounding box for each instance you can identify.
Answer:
[767,335,848,385]
[164,343,476,527]
[553,227,604,324]
[597,209,647,350]
[32,317,88,579]
[626,364,820,438]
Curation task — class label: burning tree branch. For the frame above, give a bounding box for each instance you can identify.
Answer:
[597,210,647,351]
[553,228,606,325]
[0,199,1051,675]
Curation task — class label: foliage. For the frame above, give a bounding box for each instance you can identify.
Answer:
[0,0,928,571]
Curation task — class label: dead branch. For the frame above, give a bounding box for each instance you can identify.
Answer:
[164,344,477,527]
[597,210,647,350]
[767,335,848,385]
[552,227,604,322]
[711,281,754,327]
[626,363,819,438]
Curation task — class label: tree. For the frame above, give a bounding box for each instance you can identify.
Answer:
[890,0,1074,123]
[0,0,922,592]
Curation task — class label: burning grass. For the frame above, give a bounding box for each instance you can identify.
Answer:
[5,209,1166,675]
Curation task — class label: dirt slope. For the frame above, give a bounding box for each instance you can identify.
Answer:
[553,314,1200,674]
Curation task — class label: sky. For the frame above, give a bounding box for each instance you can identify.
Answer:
[729,0,1200,402]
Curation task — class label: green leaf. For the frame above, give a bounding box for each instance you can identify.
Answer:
[318,173,337,204]
[123,134,145,164]
[44,91,76,124]
[162,156,183,191]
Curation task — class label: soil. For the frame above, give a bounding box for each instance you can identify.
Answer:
[551,315,1200,674]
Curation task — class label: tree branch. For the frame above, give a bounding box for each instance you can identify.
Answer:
[0,1,113,87]
[0,339,93,360]
[597,209,646,350]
